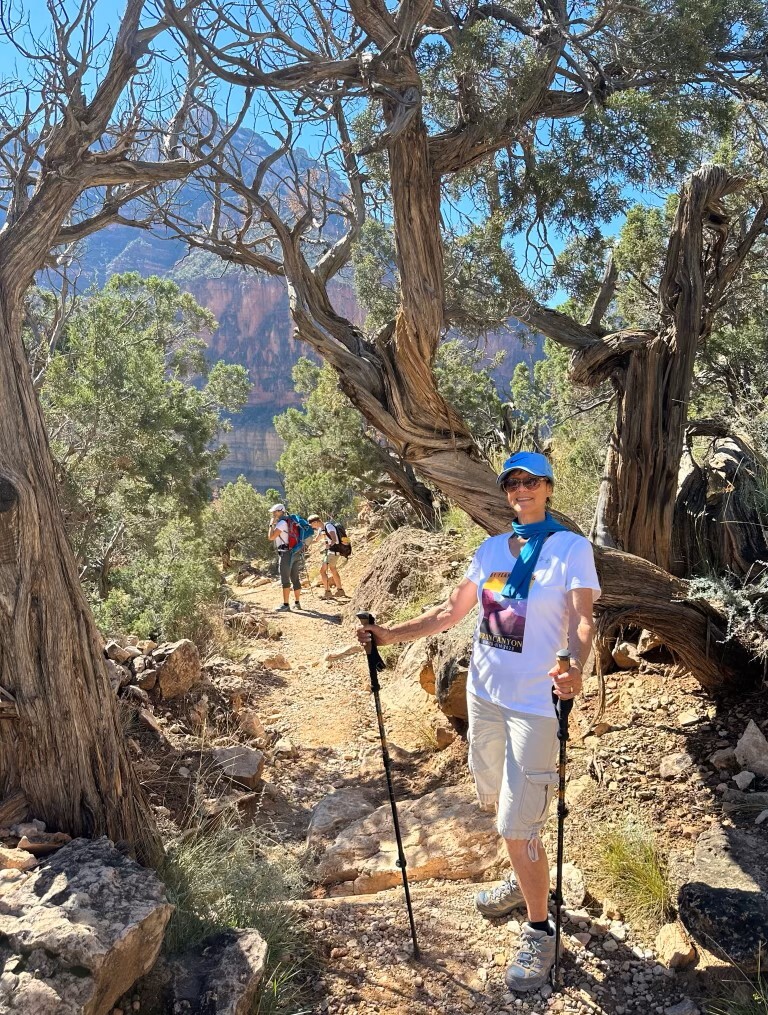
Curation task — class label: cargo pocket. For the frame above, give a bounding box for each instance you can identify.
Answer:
[519,769,559,829]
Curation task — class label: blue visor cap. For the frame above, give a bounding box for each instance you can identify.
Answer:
[497,451,554,486]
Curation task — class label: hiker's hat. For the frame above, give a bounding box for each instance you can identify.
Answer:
[307,514,321,523]
[497,451,554,486]
[270,503,286,513]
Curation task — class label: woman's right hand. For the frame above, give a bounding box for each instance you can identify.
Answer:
[356,622,394,648]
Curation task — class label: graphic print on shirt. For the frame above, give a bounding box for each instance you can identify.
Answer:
[478,570,530,652]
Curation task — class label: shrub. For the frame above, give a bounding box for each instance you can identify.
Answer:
[160,825,311,1014]
[92,518,221,645]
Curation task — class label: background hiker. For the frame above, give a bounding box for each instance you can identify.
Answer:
[268,503,303,611]
[308,514,350,599]
[357,451,599,993]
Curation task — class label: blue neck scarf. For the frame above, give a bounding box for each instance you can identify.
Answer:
[501,513,568,600]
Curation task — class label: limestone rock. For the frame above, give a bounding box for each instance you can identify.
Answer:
[678,824,768,973]
[106,658,131,693]
[273,737,294,758]
[612,641,640,669]
[324,643,363,663]
[136,669,157,691]
[709,747,736,770]
[167,928,268,1015]
[664,1001,699,1015]
[156,639,201,700]
[212,746,265,788]
[555,862,586,908]
[306,789,376,847]
[733,770,755,790]
[16,832,71,857]
[637,629,664,655]
[659,752,694,780]
[317,784,505,893]
[105,640,132,665]
[655,922,696,969]
[0,846,36,871]
[255,652,291,671]
[735,720,768,778]
[239,709,267,740]
[429,613,474,724]
[0,837,172,1015]
[393,639,435,696]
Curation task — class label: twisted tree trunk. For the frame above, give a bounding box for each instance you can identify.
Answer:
[575,168,748,571]
[0,297,160,861]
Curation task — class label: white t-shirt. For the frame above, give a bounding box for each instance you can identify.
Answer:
[273,519,289,548]
[324,522,339,546]
[464,531,601,717]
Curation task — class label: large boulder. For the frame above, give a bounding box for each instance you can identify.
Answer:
[0,837,172,1015]
[155,639,202,699]
[167,929,268,1014]
[678,824,768,973]
[316,783,504,894]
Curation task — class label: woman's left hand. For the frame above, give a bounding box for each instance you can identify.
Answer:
[549,664,582,700]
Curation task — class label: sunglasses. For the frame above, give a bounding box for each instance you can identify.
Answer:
[502,476,545,492]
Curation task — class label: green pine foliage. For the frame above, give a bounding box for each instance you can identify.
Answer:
[91,518,222,644]
[27,273,251,640]
[274,342,506,518]
[204,476,275,567]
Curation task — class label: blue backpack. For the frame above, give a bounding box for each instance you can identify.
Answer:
[285,514,314,552]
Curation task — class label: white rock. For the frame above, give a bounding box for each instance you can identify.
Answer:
[659,752,694,780]
[212,746,265,789]
[733,770,755,790]
[736,721,768,778]
[317,784,505,893]
[664,1000,699,1015]
[655,922,696,969]
[0,837,171,1014]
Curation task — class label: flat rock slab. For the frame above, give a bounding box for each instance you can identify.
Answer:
[317,784,505,894]
[0,837,172,1015]
[678,824,768,972]
[306,789,376,848]
[168,928,268,1014]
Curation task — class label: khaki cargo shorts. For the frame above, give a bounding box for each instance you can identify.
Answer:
[467,691,559,854]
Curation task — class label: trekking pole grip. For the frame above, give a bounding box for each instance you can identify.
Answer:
[356,612,386,678]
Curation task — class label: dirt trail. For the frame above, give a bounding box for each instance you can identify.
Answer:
[234,547,372,750]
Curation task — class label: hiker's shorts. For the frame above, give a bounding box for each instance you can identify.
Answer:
[467,692,559,850]
[324,551,344,567]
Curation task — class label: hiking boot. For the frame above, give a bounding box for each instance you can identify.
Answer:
[275,603,290,612]
[293,601,303,610]
[335,588,348,598]
[475,874,525,918]
[504,922,557,993]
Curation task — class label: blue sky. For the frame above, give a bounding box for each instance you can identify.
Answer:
[5,0,671,298]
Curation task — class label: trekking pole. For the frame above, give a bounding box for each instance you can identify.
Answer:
[551,647,573,989]
[356,611,420,961]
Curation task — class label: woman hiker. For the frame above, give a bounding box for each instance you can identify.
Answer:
[357,451,600,992]
[267,503,303,612]
[307,514,348,599]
